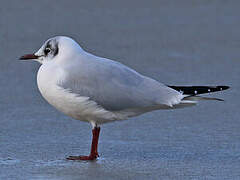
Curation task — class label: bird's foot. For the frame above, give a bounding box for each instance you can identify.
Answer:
[67,154,99,161]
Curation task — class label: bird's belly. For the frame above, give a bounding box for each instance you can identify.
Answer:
[37,78,119,123]
[41,89,89,121]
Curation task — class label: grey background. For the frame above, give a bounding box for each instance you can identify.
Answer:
[0,0,239,179]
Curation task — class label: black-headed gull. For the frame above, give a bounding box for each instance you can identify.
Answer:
[20,36,229,160]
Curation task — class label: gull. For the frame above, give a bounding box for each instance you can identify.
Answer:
[20,36,229,160]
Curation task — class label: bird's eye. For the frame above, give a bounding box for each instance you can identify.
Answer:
[44,47,51,55]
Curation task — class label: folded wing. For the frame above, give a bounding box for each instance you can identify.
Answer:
[58,55,183,111]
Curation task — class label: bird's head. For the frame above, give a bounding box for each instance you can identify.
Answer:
[20,36,83,64]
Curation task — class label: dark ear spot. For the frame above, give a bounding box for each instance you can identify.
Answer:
[54,43,59,56]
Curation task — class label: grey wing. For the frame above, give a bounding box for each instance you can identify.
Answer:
[59,57,182,111]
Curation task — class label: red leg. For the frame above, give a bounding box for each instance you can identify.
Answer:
[67,127,101,161]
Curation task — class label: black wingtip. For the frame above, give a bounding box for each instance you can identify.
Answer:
[218,86,230,91]
[168,85,230,95]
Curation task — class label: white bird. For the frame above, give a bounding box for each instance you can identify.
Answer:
[20,36,229,160]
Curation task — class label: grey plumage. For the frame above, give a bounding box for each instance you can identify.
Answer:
[58,52,182,111]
